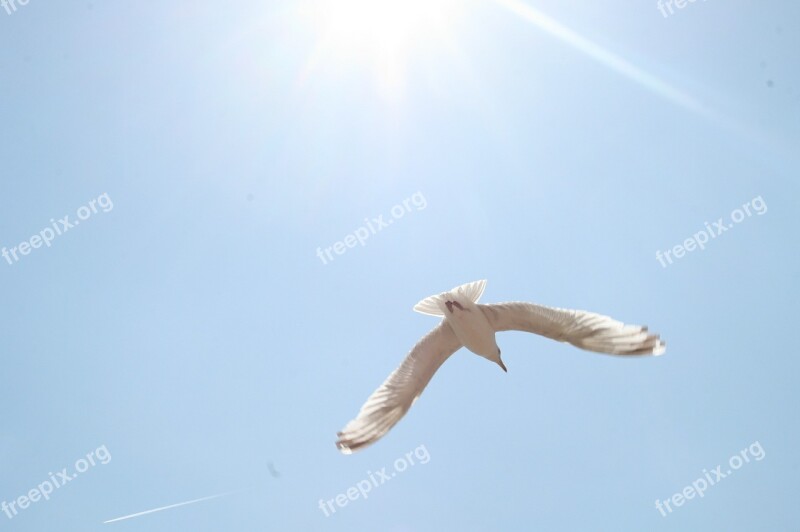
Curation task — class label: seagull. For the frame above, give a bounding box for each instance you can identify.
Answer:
[336,280,665,454]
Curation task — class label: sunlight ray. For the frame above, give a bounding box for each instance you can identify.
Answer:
[492,0,709,117]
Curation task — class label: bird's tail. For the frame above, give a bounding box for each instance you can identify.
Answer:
[413,280,487,316]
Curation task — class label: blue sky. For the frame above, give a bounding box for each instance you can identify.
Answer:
[1,1,798,530]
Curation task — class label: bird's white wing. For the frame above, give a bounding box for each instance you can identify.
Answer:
[336,322,462,454]
[479,302,665,356]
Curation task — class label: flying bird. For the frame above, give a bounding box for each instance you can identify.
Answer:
[336,280,665,454]
[267,462,281,478]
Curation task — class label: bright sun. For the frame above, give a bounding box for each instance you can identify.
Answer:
[302,0,462,99]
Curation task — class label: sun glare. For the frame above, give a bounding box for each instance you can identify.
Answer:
[319,0,451,51]
[302,0,461,99]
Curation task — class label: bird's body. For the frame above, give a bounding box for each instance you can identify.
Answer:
[420,281,503,366]
[336,280,665,454]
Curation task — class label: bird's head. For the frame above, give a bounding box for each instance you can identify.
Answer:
[480,344,506,372]
[496,348,507,373]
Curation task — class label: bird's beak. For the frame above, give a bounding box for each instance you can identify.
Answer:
[498,359,507,373]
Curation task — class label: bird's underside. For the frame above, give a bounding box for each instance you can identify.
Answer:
[336,281,665,454]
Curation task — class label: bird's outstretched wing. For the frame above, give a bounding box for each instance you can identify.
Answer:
[336,322,462,454]
[479,302,665,356]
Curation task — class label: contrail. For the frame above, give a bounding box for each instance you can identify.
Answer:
[491,0,708,116]
[103,491,239,524]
